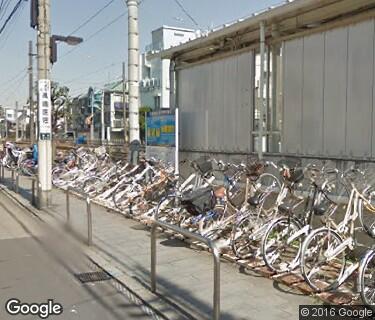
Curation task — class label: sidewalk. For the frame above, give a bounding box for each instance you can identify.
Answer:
[0,171,318,320]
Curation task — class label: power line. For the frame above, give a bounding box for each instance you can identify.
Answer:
[60,12,126,59]
[172,0,200,28]
[68,0,117,36]
[0,66,27,88]
[0,0,5,13]
[1,71,27,105]
[60,0,146,60]
[0,0,24,37]
[62,61,122,85]
[0,0,13,22]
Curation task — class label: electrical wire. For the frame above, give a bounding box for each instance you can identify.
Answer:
[1,71,27,105]
[0,0,12,22]
[172,0,200,28]
[68,0,117,36]
[62,62,122,85]
[0,0,24,37]
[60,13,126,59]
[0,66,27,87]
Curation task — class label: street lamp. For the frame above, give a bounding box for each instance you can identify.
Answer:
[50,35,83,64]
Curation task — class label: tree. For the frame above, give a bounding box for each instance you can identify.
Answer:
[51,81,71,133]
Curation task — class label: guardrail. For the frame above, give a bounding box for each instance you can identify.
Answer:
[151,195,221,320]
[65,187,93,246]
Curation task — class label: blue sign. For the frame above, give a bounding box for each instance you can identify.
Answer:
[146,111,175,147]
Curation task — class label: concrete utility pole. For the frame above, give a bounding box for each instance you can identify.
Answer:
[122,61,127,142]
[37,0,52,207]
[127,0,140,143]
[29,40,35,144]
[15,101,19,140]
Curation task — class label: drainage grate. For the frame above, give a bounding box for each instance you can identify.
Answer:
[75,271,111,283]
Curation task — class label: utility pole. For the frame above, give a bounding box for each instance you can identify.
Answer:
[127,0,140,143]
[122,61,127,143]
[29,40,35,144]
[15,101,19,141]
[37,0,52,207]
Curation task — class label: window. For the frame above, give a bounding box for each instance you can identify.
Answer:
[154,96,161,109]
[174,32,184,37]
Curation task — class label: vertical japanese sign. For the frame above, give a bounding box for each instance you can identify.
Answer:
[38,79,52,140]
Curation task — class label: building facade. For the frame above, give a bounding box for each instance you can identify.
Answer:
[161,0,375,166]
[140,26,196,110]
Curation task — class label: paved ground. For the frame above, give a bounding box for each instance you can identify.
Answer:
[0,192,156,320]
[0,171,319,320]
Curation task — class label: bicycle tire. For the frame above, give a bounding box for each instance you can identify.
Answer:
[300,227,345,292]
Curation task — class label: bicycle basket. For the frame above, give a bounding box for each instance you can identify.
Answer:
[181,187,216,216]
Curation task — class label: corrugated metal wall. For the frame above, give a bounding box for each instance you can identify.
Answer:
[283,18,375,158]
[177,51,254,153]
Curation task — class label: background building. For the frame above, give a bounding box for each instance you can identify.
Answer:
[140,26,196,110]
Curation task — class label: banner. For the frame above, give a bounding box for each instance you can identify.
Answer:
[146,111,176,147]
[38,79,52,140]
[146,109,178,170]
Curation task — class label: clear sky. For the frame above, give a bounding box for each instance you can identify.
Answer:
[0,0,282,108]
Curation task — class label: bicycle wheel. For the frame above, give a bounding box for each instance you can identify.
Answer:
[359,249,375,307]
[300,227,345,292]
[83,176,105,197]
[359,191,375,238]
[261,217,303,273]
[231,215,259,259]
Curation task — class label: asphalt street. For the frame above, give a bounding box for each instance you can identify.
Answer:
[0,191,154,320]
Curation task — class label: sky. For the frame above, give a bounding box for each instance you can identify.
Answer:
[0,0,282,108]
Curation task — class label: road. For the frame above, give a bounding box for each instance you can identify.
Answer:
[0,191,155,320]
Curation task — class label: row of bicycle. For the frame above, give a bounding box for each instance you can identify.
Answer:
[49,146,375,307]
[0,141,37,176]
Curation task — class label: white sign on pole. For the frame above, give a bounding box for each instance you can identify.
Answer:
[38,79,52,140]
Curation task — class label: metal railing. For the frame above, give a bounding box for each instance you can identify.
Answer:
[151,196,221,320]
[65,187,93,246]
[0,164,39,208]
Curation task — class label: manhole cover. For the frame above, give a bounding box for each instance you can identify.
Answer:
[75,271,111,283]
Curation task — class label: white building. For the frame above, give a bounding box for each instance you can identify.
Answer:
[140,26,196,110]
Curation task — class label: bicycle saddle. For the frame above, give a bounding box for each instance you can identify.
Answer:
[248,194,262,206]
[313,202,329,216]
[278,203,293,215]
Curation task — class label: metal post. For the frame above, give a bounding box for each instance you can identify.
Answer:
[258,21,266,160]
[151,199,221,320]
[31,179,36,206]
[122,61,127,143]
[127,0,140,143]
[90,90,94,142]
[169,60,175,110]
[66,187,70,225]
[11,170,14,190]
[15,101,19,141]
[101,90,105,144]
[37,0,52,208]
[15,171,19,193]
[87,196,93,246]
[151,224,157,292]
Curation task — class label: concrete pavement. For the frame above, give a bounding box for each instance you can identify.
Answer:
[0,192,158,320]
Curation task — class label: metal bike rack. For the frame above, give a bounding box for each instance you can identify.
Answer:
[65,187,93,246]
[151,197,221,320]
